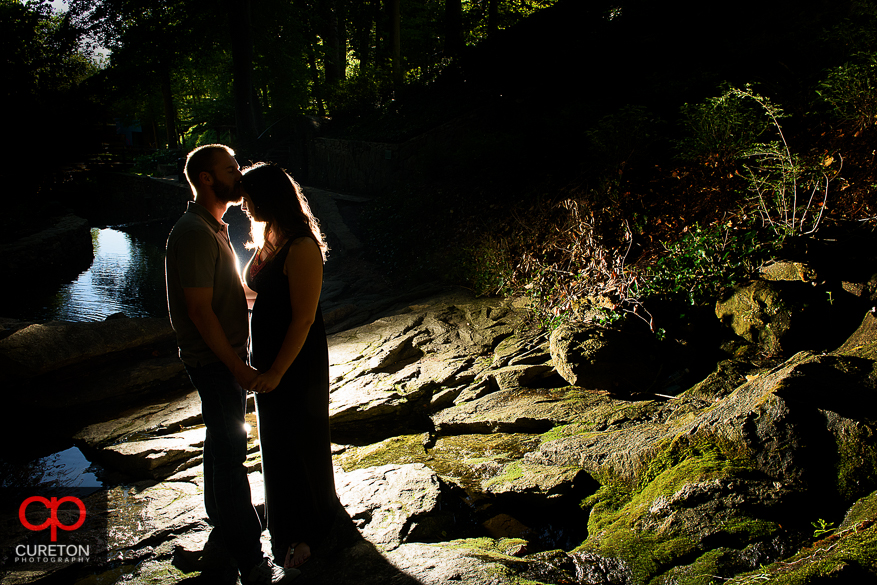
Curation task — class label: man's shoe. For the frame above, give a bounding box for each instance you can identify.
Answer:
[241,558,300,584]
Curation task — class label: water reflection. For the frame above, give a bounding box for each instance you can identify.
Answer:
[0,446,102,510]
[13,208,252,323]
[11,226,168,322]
[51,229,143,321]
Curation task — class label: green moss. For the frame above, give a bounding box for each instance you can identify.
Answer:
[127,559,197,584]
[484,461,524,488]
[334,434,429,471]
[843,491,877,529]
[440,537,529,559]
[836,423,877,503]
[658,547,737,585]
[637,434,754,491]
[578,436,762,583]
[539,422,595,443]
[724,520,877,584]
[721,517,778,541]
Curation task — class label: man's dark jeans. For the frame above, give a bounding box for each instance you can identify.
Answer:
[186,361,263,574]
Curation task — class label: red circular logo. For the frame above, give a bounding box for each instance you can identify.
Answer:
[19,496,87,542]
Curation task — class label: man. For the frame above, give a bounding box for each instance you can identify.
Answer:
[165,144,297,584]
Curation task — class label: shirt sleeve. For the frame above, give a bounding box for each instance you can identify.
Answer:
[172,228,218,289]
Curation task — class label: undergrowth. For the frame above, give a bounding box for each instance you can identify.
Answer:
[363,54,877,338]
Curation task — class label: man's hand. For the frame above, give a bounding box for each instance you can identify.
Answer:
[235,364,260,390]
[251,368,283,394]
[184,286,252,387]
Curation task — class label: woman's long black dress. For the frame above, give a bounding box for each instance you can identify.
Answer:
[245,239,337,563]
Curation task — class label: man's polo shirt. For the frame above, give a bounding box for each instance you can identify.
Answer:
[165,201,249,368]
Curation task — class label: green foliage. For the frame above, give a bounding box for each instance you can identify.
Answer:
[131,149,182,177]
[811,518,836,538]
[721,85,838,238]
[641,220,768,307]
[1,0,100,101]
[586,105,662,173]
[817,52,877,131]
[327,64,396,122]
[676,84,770,164]
[181,127,234,152]
[825,0,877,57]
[458,235,515,297]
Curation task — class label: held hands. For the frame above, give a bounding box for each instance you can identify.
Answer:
[251,368,283,394]
[236,364,260,391]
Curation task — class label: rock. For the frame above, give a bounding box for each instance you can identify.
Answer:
[760,260,817,281]
[482,513,534,539]
[715,280,796,355]
[8,247,877,584]
[481,460,589,500]
[549,323,663,393]
[0,317,187,448]
[834,310,877,359]
[431,386,612,435]
[327,290,528,442]
[96,427,206,480]
[530,421,671,481]
[384,539,543,584]
[0,317,175,380]
[74,389,204,448]
[335,463,448,550]
[673,351,877,498]
[0,214,93,286]
[334,433,431,471]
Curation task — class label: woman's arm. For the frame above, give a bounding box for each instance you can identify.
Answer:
[251,237,323,393]
[242,279,258,311]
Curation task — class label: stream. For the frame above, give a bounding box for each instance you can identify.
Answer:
[3,209,253,493]
[13,208,252,323]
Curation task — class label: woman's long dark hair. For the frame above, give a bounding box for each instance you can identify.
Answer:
[241,162,328,261]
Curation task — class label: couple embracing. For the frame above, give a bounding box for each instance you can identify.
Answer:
[165,144,337,584]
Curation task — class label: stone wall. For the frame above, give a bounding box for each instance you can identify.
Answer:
[306,115,473,196]
[72,172,192,227]
[0,173,191,293]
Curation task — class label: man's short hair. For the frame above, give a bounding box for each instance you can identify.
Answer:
[184,144,235,192]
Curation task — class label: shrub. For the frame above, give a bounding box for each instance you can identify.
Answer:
[676,84,770,165]
[586,105,662,172]
[131,149,183,177]
[730,85,838,238]
[640,220,767,307]
[817,52,877,132]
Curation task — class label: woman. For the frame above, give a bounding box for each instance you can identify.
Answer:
[240,162,337,570]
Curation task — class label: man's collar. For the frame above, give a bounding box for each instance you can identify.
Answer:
[186,201,227,232]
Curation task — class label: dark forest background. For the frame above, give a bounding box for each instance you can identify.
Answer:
[4,0,877,336]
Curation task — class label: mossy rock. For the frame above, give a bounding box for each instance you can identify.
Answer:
[722,520,877,584]
[335,433,431,472]
[579,439,781,584]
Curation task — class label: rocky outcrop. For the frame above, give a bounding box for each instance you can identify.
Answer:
[0,316,186,445]
[3,289,877,584]
[715,280,799,356]
[0,214,93,286]
[549,323,663,392]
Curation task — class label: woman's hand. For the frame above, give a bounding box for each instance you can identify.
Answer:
[252,369,283,393]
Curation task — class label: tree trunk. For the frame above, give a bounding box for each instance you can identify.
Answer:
[322,0,344,85]
[390,0,401,86]
[304,16,327,117]
[227,0,259,147]
[159,66,178,148]
[444,0,463,56]
[487,0,499,37]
